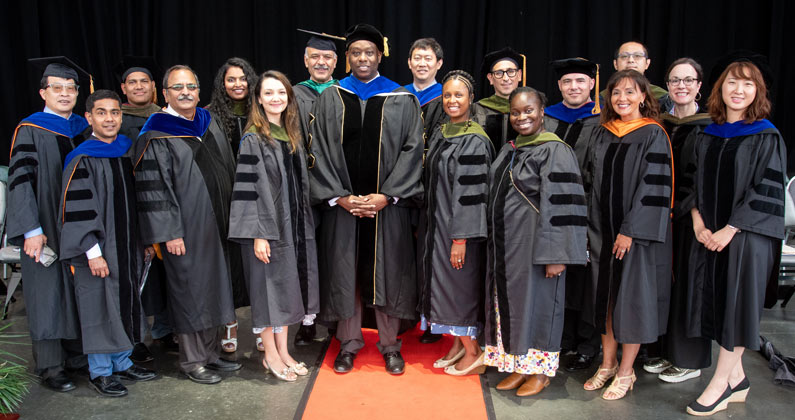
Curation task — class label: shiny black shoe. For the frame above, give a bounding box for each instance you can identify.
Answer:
[43,371,76,392]
[383,351,405,375]
[333,351,355,374]
[114,364,159,382]
[687,385,732,416]
[419,329,442,344]
[294,324,317,346]
[90,375,128,397]
[130,343,154,363]
[565,353,594,372]
[183,366,222,384]
[206,358,242,372]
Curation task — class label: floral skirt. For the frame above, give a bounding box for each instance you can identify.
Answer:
[483,292,560,376]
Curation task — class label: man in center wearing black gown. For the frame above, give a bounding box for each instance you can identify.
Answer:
[308,23,424,375]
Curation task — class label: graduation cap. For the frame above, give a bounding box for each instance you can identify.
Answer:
[28,56,94,93]
[297,28,343,52]
[708,50,774,91]
[113,56,162,104]
[550,57,601,114]
[344,23,390,56]
[481,47,526,87]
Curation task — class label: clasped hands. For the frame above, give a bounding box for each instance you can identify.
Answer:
[338,194,389,218]
[691,209,736,252]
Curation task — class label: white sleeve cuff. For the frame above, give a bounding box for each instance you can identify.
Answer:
[24,227,44,239]
[329,197,341,207]
[85,243,102,259]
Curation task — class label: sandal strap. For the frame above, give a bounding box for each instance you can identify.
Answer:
[585,367,617,389]
[603,373,636,399]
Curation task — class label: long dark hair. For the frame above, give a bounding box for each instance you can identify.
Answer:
[207,57,258,139]
[600,69,659,123]
[245,70,302,153]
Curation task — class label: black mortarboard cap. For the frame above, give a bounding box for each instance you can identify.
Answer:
[708,50,774,90]
[481,47,523,76]
[114,56,161,85]
[551,58,598,79]
[344,23,389,56]
[28,56,91,88]
[297,29,344,53]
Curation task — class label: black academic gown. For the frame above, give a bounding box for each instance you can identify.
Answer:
[585,120,673,344]
[660,112,714,368]
[471,97,517,149]
[417,122,493,329]
[486,134,588,354]
[229,131,319,327]
[308,84,424,322]
[687,125,786,351]
[133,111,237,333]
[7,118,84,341]
[60,140,145,353]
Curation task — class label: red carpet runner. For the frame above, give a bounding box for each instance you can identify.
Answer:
[300,327,489,420]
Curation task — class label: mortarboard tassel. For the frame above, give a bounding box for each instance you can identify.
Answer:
[383,37,390,57]
[592,63,601,114]
[89,75,95,94]
[520,54,526,87]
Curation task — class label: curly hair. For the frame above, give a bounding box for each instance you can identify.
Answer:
[600,70,660,124]
[244,70,302,154]
[207,57,258,140]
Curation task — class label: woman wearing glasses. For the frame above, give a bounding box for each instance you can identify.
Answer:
[642,58,713,384]
[228,70,318,382]
[685,54,785,416]
[484,87,587,396]
[207,57,258,354]
[583,70,673,400]
[417,70,493,376]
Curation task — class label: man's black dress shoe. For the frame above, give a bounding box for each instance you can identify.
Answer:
[90,376,128,397]
[294,324,317,346]
[419,329,442,344]
[130,343,154,363]
[565,353,594,372]
[334,351,355,373]
[43,371,76,392]
[183,366,221,384]
[206,358,242,372]
[114,364,159,382]
[383,351,405,375]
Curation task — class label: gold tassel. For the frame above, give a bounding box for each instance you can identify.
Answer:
[520,54,526,87]
[90,75,95,94]
[383,36,389,57]
[152,89,158,105]
[592,63,601,114]
[346,58,350,74]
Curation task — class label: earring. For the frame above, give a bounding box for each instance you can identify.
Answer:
[639,101,645,109]
[695,92,702,101]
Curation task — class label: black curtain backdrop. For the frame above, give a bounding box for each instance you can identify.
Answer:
[2,0,793,170]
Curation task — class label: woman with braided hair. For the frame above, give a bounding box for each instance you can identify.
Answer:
[417,70,494,376]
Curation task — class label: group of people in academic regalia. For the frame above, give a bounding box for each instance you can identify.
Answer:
[6,22,785,417]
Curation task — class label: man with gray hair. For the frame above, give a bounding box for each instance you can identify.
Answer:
[294,33,340,149]
[133,65,240,384]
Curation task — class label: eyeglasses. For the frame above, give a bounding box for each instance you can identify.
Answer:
[166,83,199,91]
[46,83,78,94]
[616,52,647,61]
[667,77,699,87]
[491,68,519,79]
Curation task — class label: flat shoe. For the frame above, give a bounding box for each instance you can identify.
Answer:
[496,372,526,390]
[433,348,465,369]
[444,354,485,376]
[516,374,550,397]
[288,361,309,376]
[263,359,297,382]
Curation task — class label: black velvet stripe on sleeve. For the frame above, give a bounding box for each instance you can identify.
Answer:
[754,184,784,200]
[644,174,672,186]
[549,172,582,184]
[8,157,37,176]
[763,168,783,182]
[641,196,670,207]
[458,174,488,185]
[550,215,588,226]
[235,172,259,183]
[645,152,669,164]
[232,190,259,201]
[237,154,260,165]
[10,143,36,156]
[458,193,487,205]
[135,180,167,192]
[137,159,159,171]
[458,154,488,165]
[8,173,34,191]
[549,194,586,205]
[72,168,90,179]
[65,189,93,201]
[64,210,97,222]
[749,200,785,217]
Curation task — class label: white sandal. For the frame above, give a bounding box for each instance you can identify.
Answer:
[222,322,238,353]
[256,336,265,352]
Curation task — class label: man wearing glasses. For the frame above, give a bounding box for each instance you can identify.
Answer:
[7,57,90,392]
[133,65,241,384]
[471,47,524,147]
[601,41,672,111]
